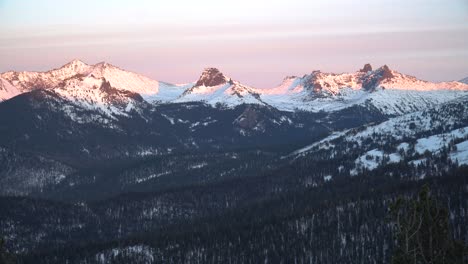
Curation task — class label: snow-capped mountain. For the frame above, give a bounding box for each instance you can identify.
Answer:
[175,68,265,106]
[459,76,468,84]
[1,60,92,94]
[2,61,468,263]
[257,64,468,114]
[1,61,468,117]
[53,75,149,120]
[0,60,189,103]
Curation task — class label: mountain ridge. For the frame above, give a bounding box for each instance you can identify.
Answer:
[1,61,467,263]
[1,61,468,115]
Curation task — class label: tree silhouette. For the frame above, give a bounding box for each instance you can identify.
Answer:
[0,238,16,264]
[390,185,467,264]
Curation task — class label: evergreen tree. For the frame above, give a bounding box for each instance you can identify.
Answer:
[390,185,467,264]
[0,238,16,264]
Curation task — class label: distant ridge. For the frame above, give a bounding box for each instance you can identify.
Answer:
[1,61,468,115]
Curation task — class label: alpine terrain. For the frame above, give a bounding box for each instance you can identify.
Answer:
[1,60,467,263]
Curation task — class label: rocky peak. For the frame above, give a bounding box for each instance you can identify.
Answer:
[378,65,394,80]
[359,63,373,73]
[94,61,110,68]
[61,59,89,72]
[283,75,298,81]
[87,62,122,79]
[48,60,93,83]
[65,59,87,66]
[92,62,115,72]
[194,68,229,87]
[361,65,395,91]
[98,78,144,103]
[303,71,326,94]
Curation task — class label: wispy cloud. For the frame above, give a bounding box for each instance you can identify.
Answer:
[1,0,467,86]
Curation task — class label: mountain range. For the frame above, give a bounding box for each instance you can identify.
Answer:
[0,60,467,263]
[1,60,467,114]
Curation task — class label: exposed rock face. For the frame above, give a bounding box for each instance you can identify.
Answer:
[380,65,394,80]
[194,68,228,87]
[361,65,394,91]
[360,64,373,73]
[232,105,293,136]
[234,105,262,130]
[99,79,144,105]
[303,71,324,94]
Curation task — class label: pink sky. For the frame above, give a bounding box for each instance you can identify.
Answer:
[1,0,467,87]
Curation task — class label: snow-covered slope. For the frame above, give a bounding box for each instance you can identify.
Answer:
[83,62,189,102]
[293,95,468,155]
[258,64,468,114]
[53,75,147,119]
[0,60,188,103]
[175,68,266,106]
[1,61,467,115]
[174,65,468,114]
[289,95,468,175]
[1,60,93,93]
[0,77,21,101]
[451,140,468,165]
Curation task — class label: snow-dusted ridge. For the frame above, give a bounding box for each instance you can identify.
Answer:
[0,77,21,101]
[175,67,265,106]
[171,64,468,113]
[53,75,148,119]
[0,60,188,103]
[255,64,468,114]
[289,95,468,175]
[1,61,468,115]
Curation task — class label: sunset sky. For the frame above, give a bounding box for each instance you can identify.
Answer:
[1,0,467,87]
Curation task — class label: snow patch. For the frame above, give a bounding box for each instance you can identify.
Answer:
[451,140,468,165]
[135,171,171,183]
[95,245,154,264]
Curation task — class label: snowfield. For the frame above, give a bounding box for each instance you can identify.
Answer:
[289,93,468,175]
[95,245,155,264]
[353,149,402,174]
[0,77,21,101]
[451,140,468,165]
[1,61,468,116]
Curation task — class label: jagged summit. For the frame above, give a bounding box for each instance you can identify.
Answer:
[1,60,468,113]
[0,59,168,102]
[58,60,121,76]
[359,63,373,72]
[93,61,119,70]
[194,68,230,87]
[63,59,88,67]
[177,67,264,106]
[72,59,86,64]
[56,59,91,75]
[63,59,118,68]
[361,65,395,91]
[378,65,394,79]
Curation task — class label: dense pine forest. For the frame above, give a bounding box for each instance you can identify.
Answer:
[2,160,467,263]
